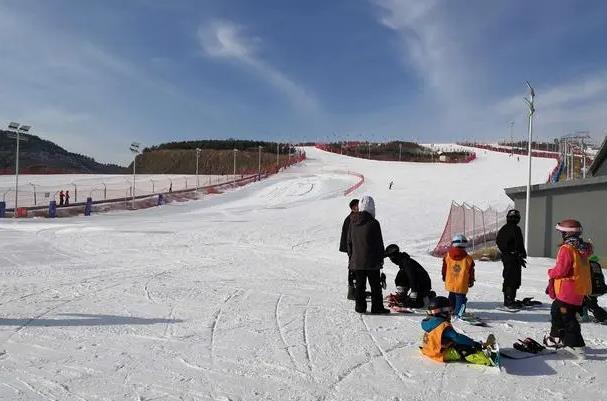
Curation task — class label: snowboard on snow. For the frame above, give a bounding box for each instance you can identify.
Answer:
[482,334,501,370]
[495,298,543,313]
[457,312,489,327]
[500,337,558,360]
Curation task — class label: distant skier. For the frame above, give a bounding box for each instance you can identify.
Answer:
[545,219,593,357]
[340,198,359,300]
[59,190,65,206]
[65,190,70,206]
[420,296,493,365]
[347,195,389,314]
[389,181,393,190]
[496,209,527,309]
[442,234,475,318]
[385,244,433,308]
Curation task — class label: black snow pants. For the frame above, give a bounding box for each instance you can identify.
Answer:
[550,299,585,347]
[584,296,607,322]
[502,257,522,305]
[354,270,383,313]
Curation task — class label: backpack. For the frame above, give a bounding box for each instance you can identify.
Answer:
[590,260,607,296]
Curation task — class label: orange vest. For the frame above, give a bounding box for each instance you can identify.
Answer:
[444,254,473,294]
[554,244,592,297]
[421,321,453,362]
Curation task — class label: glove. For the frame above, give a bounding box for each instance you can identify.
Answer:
[380,273,387,290]
[468,281,474,288]
[409,291,418,300]
[473,341,483,352]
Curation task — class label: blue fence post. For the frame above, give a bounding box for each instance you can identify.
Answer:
[48,200,57,218]
[0,201,5,218]
[157,194,164,206]
[84,197,93,216]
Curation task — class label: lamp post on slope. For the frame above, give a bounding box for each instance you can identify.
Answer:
[195,148,201,194]
[7,122,30,216]
[129,142,140,209]
[523,81,535,252]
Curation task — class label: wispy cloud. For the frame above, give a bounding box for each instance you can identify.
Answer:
[198,20,319,112]
[373,0,607,142]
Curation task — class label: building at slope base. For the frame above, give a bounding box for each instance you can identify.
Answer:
[505,135,607,260]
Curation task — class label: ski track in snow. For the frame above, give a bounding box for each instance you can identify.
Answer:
[3,146,606,401]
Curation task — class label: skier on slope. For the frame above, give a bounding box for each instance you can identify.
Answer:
[442,234,475,318]
[545,219,593,357]
[340,199,359,300]
[347,195,389,314]
[496,209,527,310]
[384,244,434,308]
[420,296,493,365]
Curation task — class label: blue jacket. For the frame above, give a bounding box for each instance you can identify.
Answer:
[421,316,476,347]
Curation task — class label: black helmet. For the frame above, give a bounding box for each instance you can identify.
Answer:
[385,244,400,258]
[427,296,452,317]
[506,209,521,223]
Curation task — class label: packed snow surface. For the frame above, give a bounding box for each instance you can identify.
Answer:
[1,146,605,400]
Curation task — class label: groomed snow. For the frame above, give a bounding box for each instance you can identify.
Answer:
[1,146,605,401]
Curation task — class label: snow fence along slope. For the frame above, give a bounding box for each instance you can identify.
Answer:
[3,146,606,401]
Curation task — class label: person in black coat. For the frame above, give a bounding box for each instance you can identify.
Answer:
[385,244,433,308]
[339,199,359,300]
[347,195,389,314]
[496,209,527,308]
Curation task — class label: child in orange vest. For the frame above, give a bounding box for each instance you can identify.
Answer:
[545,219,593,357]
[442,234,475,318]
[420,296,492,365]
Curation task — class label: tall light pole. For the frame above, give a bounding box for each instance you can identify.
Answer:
[509,121,515,156]
[276,142,280,167]
[368,142,371,159]
[195,148,201,193]
[129,142,140,208]
[7,122,30,217]
[523,81,535,252]
[258,145,262,177]
[233,148,238,177]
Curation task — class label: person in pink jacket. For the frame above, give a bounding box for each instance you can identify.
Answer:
[545,219,593,356]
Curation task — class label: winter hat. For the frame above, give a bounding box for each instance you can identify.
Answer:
[555,219,583,234]
[359,195,375,218]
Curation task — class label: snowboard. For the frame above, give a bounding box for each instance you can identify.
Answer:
[389,305,415,314]
[457,312,489,327]
[483,334,501,370]
[500,348,557,360]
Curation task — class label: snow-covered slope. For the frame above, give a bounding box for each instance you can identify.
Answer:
[2,146,604,401]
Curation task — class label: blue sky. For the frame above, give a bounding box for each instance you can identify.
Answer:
[1,0,606,164]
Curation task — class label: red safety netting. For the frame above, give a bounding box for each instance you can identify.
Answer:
[431,201,512,257]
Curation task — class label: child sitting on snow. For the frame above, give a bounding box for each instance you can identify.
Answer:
[442,234,475,318]
[420,296,493,365]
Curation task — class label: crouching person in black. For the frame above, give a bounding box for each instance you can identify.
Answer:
[385,244,434,308]
[347,195,389,314]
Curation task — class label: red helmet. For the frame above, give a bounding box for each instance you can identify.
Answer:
[555,219,583,234]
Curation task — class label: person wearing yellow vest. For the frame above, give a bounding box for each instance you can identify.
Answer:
[545,219,593,357]
[420,296,492,365]
[442,234,475,318]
